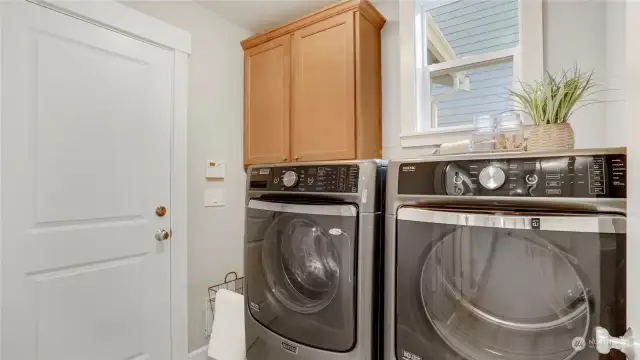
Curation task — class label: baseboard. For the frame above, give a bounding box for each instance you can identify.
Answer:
[188,345,209,360]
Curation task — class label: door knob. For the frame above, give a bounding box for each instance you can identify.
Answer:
[155,229,170,241]
[294,156,300,161]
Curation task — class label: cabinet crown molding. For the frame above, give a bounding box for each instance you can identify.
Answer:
[240,0,385,50]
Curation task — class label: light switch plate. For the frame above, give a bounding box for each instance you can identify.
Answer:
[206,160,225,179]
[204,188,225,207]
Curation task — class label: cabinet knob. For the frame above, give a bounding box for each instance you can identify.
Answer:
[294,156,300,161]
[282,156,287,161]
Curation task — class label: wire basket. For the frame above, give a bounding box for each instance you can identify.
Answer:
[208,271,244,320]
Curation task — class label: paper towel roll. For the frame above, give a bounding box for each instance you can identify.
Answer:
[208,289,246,360]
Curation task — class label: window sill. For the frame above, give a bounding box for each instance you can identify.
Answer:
[400,123,534,148]
[400,125,475,148]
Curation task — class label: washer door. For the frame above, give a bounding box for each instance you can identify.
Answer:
[262,215,341,314]
[395,208,627,360]
[246,200,358,352]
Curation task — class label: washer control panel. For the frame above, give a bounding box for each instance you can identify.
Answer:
[249,164,360,193]
[398,154,626,198]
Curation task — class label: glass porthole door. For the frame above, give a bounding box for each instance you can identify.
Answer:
[395,208,626,360]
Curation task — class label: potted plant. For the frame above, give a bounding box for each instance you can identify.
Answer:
[509,66,600,151]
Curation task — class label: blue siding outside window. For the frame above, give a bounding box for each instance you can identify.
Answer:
[426,0,519,127]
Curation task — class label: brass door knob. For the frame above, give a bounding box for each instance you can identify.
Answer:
[155,229,170,241]
[282,156,287,161]
[294,156,300,161]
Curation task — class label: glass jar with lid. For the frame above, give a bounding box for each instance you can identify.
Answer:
[495,112,524,151]
[471,115,496,152]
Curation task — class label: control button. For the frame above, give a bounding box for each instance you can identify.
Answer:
[546,189,562,195]
[525,174,539,185]
[307,177,314,185]
[273,177,279,184]
[454,187,464,195]
[453,175,463,184]
[479,165,506,190]
[282,171,299,187]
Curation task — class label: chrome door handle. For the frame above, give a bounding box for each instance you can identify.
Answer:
[155,229,170,241]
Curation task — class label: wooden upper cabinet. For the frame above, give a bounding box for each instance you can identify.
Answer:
[244,36,290,166]
[241,0,385,166]
[291,12,355,162]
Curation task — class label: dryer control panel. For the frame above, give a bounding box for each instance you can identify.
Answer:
[249,164,360,193]
[398,154,626,198]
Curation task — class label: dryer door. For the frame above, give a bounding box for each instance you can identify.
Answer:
[395,208,627,360]
[246,200,358,351]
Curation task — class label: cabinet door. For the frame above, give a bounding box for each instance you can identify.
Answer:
[291,12,356,162]
[244,36,290,166]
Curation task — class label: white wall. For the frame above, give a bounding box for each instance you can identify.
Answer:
[381,0,623,159]
[605,0,627,148]
[542,0,608,149]
[121,1,251,352]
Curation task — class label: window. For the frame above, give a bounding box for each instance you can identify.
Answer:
[399,0,543,147]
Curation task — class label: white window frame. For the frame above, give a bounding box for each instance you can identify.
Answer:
[399,0,544,148]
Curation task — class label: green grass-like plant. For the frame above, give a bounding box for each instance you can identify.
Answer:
[509,66,601,125]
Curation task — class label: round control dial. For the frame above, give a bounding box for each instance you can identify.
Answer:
[282,171,299,187]
[479,165,506,190]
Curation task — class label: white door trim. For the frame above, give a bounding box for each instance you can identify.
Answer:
[172,50,190,360]
[29,0,191,54]
[0,1,191,359]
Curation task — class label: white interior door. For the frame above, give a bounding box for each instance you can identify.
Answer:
[1,2,174,359]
